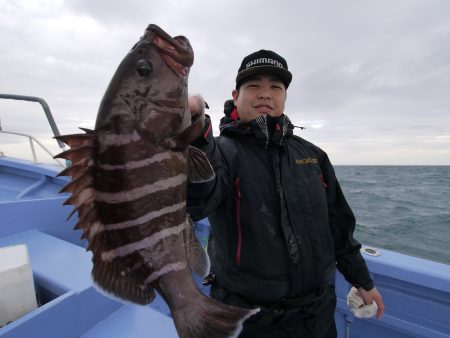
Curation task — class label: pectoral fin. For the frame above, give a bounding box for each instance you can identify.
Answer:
[174,113,205,149]
[187,146,215,183]
[184,217,210,277]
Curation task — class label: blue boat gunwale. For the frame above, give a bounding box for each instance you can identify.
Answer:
[0,156,68,201]
[0,156,65,180]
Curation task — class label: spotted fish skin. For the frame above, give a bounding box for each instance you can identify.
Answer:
[56,24,257,338]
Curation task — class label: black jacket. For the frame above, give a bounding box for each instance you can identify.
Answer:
[187,107,373,305]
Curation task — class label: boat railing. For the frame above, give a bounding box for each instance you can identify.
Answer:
[0,130,65,166]
[0,94,66,167]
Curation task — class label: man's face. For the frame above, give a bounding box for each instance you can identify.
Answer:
[232,75,287,122]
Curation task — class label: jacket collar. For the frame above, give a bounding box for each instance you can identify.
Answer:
[219,100,294,148]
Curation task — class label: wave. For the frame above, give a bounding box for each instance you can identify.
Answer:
[337,166,450,265]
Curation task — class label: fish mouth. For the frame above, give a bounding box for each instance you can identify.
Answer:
[146,24,193,77]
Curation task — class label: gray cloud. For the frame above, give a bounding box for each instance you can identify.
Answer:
[0,0,449,164]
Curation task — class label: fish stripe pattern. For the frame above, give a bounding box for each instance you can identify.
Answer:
[103,201,186,230]
[144,262,186,284]
[98,131,142,149]
[98,152,184,170]
[95,174,186,203]
[94,187,185,226]
[101,220,187,261]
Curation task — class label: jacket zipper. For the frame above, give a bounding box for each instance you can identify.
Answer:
[235,176,242,267]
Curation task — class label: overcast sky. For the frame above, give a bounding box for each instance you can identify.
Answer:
[1,0,449,165]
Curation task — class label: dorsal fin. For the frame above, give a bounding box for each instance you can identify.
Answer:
[55,130,96,221]
[57,162,93,181]
[59,172,93,195]
[55,132,95,148]
[55,145,94,163]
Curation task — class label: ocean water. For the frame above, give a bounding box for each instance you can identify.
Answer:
[335,166,450,265]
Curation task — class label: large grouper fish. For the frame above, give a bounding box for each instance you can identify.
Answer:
[55,24,257,338]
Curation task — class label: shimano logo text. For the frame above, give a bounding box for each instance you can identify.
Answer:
[246,58,284,69]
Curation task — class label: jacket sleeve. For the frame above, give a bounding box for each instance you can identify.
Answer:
[321,155,374,291]
[187,116,231,221]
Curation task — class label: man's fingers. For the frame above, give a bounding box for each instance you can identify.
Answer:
[189,94,206,119]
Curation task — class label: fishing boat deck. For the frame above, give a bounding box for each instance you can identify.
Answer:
[0,227,178,338]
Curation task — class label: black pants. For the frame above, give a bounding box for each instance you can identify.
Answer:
[211,284,337,338]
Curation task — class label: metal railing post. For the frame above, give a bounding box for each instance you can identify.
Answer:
[0,94,65,149]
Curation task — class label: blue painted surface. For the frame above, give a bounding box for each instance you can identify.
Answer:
[80,305,179,338]
[0,157,67,198]
[0,230,91,293]
[1,155,450,338]
[0,291,80,338]
[335,248,450,338]
[0,157,178,337]
[0,157,82,246]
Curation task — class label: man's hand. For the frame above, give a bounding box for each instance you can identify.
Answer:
[357,287,385,319]
[188,94,206,125]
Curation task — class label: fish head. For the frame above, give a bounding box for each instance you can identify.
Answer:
[96,24,194,147]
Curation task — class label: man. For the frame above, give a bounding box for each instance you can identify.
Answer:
[187,50,384,338]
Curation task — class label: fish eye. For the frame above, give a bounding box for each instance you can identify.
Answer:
[136,59,153,77]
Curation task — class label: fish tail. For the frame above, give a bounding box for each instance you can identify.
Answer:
[172,293,259,338]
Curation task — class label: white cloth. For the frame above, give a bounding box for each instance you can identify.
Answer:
[346,287,378,318]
